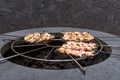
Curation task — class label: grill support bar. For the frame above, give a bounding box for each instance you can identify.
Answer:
[44,47,55,59]
[0,46,49,63]
[69,55,86,75]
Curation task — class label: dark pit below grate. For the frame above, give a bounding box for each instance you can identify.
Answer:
[1,39,111,70]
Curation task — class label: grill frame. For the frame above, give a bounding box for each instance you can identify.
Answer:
[10,32,104,62]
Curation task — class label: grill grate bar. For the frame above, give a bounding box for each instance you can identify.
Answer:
[69,55,85,75]
[0,54,21,63]
[13,44,120,48]
[0,46,49,63]
[44,47,55,59]
[13,43,46,48]
[11,45,49,55]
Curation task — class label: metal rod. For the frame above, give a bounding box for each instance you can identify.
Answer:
[0,46,49,63]
[69,55,86,75]
[0,54,22,63]
[7,41,120,48]
[13,43,46,48]
[44,47,55,59]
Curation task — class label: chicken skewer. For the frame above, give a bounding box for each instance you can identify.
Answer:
[56,41,97,57]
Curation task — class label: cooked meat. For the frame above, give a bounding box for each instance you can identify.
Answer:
[41,33,55,41]
[83,32,94,41]
[24,32,41,43]
[24,32,55,43]
[62,31,94,41]
[65,41,96,51]
[56,41,96,57]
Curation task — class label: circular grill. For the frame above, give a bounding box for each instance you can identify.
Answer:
[1,27,120,80]
[10,33,104,62]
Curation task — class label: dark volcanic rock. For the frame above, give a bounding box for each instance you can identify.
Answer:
[0,0,120,35]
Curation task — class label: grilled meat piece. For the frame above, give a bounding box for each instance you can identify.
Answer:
[62,31,94,41]
[83,32,94,41]
[24,32,41,43]
[24,32,55,43]
[56,41,96,57]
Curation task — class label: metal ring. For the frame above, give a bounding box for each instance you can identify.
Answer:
[11,34,103,62]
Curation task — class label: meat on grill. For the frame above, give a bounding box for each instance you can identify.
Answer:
[24,32,55,43]
[24,31,96,57]
[56,41,96,57]
[62,32,94,41]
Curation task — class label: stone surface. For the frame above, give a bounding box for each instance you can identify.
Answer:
[0,27,120,80]
[0,0,120,35]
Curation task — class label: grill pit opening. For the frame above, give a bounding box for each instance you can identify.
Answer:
[46,39,65,47]
[1,37,111,70]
